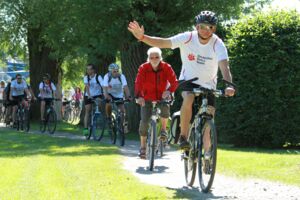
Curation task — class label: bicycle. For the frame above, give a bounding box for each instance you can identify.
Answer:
[40,98,59,134]
[145,100,171,171]
[181,78,236,193]
[85,97,106,141]
[108,99,130,146]
[14,98,31,132]
[62,100,72,123]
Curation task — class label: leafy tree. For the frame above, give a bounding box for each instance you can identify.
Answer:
[217,10,300,148]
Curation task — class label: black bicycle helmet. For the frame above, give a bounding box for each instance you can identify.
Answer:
[195,11,218,25]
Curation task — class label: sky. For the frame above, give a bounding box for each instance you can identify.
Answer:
[268,0,300,12]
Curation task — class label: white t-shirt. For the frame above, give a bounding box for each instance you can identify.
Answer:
[102,73,127,98]
[170,31,228,89]
[84,74,103,97]
[38,82,56,98]
[11,80,28,96]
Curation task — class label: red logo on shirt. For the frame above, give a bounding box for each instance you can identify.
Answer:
[188,53,195,61]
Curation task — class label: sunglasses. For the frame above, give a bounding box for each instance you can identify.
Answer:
[112,70,119,73]
[199,24,214,31]
[150,56,160,60]
[17,78,22,80]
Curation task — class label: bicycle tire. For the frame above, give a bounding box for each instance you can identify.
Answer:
[23,108,30,132]
[91,113,106,141]
[148,120,156,171]
[40,119,46,133]
[109,115,117,144]
[198,119,217,193]
[168,116,176,144]
[47,109,57,134]
[117,116,125,146]
[184,127,197,186]
[156,139,163,157]
[16,109,22,131]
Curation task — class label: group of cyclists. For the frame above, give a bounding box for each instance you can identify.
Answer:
[0,11,236,165]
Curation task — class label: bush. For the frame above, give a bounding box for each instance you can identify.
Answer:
[217,11,300,148]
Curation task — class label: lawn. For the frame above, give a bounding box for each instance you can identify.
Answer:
[217,145,300,187]
[15,122,300,188]
[0,129,192,200]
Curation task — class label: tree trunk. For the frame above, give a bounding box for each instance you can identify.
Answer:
[27,27,62,121]
[120,42,149,132]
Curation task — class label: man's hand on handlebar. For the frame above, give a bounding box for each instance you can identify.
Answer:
[225,87,235,97]
[136,97,145,107]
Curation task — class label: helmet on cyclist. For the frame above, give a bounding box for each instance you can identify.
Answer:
[108,63,120,72]
[195,11,218,25]
[43,73,51,80]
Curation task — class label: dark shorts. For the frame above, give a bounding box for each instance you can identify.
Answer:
[84,95,103,105]
[181,82,215,107]
[11,95,25,106]
[75,100,80,108]
[108,94,123,105]
[39,97,53,106]
[139,101,170,136]
[62,101,71,106]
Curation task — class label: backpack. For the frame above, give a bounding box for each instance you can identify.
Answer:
[42,81,53,95]
[108,72,122,85]
[86,74,103,94]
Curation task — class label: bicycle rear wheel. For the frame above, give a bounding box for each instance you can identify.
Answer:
[198,120,217,193]
[147,120,156,171]
[91,113,106,141]
[184,127,197,186]
[47,109,57,134]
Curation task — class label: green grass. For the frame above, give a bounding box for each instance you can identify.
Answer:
[0,130,193,200]
[217,145,300,186]
[28,122,300,187]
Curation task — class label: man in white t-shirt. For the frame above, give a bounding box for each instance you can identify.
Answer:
[10,74,31,125]
[128,11,236,154]
[103,63,131,133]
[38,73,57,121]
[83,64,103,136]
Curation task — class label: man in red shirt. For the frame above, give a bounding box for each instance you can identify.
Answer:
[135,47,178,159]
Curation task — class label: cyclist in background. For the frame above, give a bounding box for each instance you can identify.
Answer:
[72,87,83,109]
[83,64,103,136]
[103,63,131,133]
[9,74,31,126]
[0,81,6,121]
[135,47,178,159]
[38,73,57,121]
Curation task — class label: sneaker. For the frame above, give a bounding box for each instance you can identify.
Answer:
[83,128,89,136]
[159,130,168,142]
[179,135,190,150]
[138,148,146,159]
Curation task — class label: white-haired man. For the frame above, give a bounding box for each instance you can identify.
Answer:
[135,47,178,159]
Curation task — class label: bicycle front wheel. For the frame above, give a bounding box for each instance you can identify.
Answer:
[184,127,197,186]
[198,120,217,193]
[109,115,117,144]
[91,113,106,141]
[117,116,125,146]
[23,108,30,132]
[147,120,156,171]
[47,109,57,134]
